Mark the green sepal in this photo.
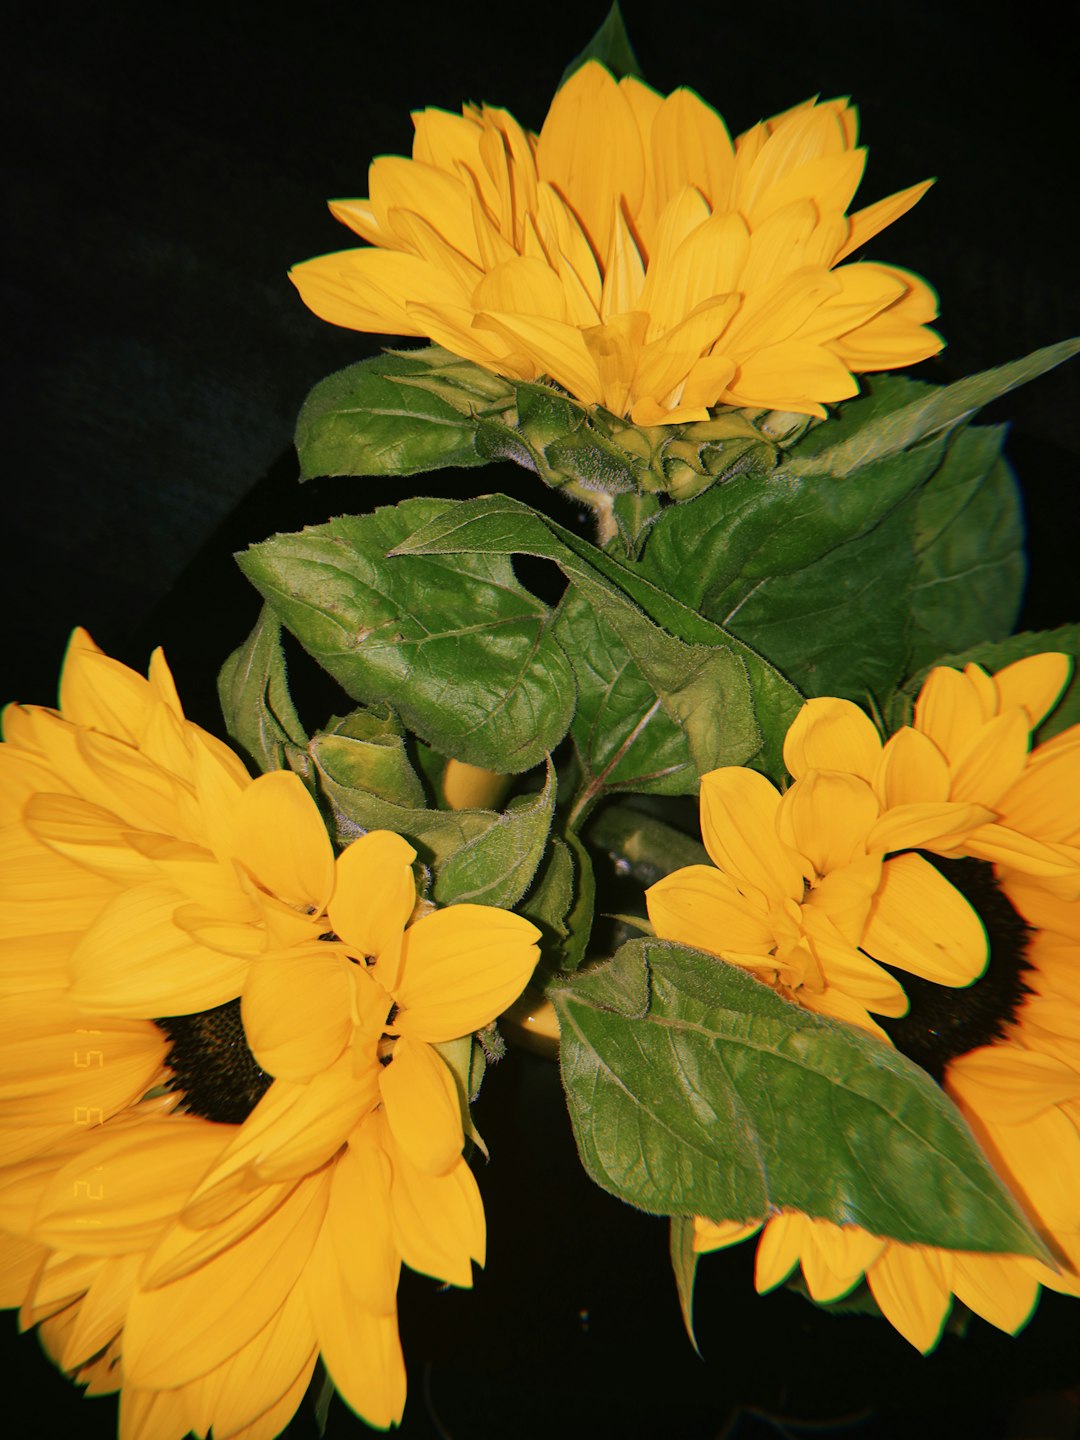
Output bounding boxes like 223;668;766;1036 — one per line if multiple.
669;1216;701;1356
559;3;643;87
217;605;310;777
550;939;1050;1259
521;826;596;974
238;497;574;773
309;705;426;810
432;1035;488;1157
433;759;556;908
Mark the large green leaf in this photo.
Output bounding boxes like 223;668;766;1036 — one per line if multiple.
641;376;945;622
551;940;1047;1257
217;605;309;776
553;589;695;797
392;493;801;782
294;348;511;480
721;489;918;700
239;498;574;773
907;426;1025;668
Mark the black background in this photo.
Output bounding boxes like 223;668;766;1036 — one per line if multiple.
2;2;1079;1436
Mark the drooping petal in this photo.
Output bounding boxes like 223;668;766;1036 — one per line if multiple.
384;1116;485;1286
241;946;352;1082
951;1251;1040;1335
302;1210;407;1431
866;1243;953;1352
379;1036;463;1176
646;864;775;959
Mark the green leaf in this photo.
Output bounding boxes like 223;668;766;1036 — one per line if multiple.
554;590;696;798
721;488;918;700
239;498;575;773
781;338;1080;480
551;940;1048;1258
559;3;643;88
217;605;309;775
521;827;596;973
392;492;802;781
907;426;1024;669
294;347;512;480
641;377;946;626
434;760;556;908
669;1216;701;1356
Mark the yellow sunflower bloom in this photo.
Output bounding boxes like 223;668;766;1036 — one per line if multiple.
645;761;992;1038
0;630;541;1433
290;60;941;424
660;653;1080;1350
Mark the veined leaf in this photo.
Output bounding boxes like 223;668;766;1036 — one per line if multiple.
551;940;1048;1259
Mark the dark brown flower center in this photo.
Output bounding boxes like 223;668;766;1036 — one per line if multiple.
154;1000;272;1124
877;856;1033;1083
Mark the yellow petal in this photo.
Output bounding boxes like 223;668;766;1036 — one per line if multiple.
782;697;882;781
649;86;735;217
536;60;644;261
181;1058;378;1229
800;1219;885;1302
874;726;951;808
302;1216;406;1431
61;1252;143;1370
754;1212;804;1292
949;708;1030;807
645;864;776;957
58;629;151;741
33;1115;228;1256
699;767;805;902
951;1251;1039;1334
231;770;335;912
379;1036;463;1176
386;1124;485;1285
777;770;879;876
835;179;935;262
867;799;994;854
391;904;540;1042
125;1173;330;1388
327;829;417;990
184;1288;317;1440
994;652;1071;729
68;880;250;1017
914;665;987;763
241;946;352;1081
692;1215;762;1253
947;1045;1080;1123
998;742;1080;845
861;852;987;984
326;1124;398;1314
23;792;160;885
866;1243;953;1351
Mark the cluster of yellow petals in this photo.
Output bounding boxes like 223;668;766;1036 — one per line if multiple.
0;630;540;1435
660;653;1080;1351
290;61;941;424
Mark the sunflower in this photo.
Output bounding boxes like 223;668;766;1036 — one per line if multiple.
290;60;941;424
0;630;541;1432
649;652;1080;1350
